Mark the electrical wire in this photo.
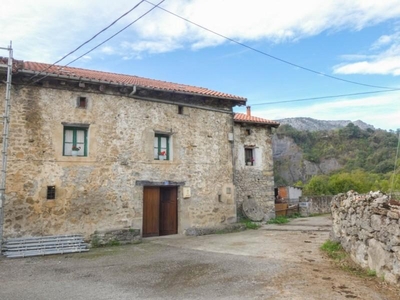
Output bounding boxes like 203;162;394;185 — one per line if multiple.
250;89;400;106
27;0;165;87
65;0;165;67
145;0;397;91
29;0;146;81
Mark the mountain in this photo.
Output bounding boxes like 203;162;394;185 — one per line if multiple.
275;117;375;132
272;120;398;187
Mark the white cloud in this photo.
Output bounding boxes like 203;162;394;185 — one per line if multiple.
334;32;400;76
127;0;400;54
121;38;183;58
371;34;395;50
2;0;400;62
100;46;115;55
251;92;400;130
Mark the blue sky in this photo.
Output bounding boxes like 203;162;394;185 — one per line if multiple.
1;0;400;130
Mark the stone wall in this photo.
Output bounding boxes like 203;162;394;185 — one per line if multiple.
299;196;333;216
233;123;275;220
0;83;237;239
331;191;400;286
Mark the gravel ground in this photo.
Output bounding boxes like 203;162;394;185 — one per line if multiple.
0;216;399;300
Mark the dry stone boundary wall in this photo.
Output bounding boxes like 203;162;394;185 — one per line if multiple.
299;195;332;216
331;191;400;286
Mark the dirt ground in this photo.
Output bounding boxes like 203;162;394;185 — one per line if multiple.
0;215;399;299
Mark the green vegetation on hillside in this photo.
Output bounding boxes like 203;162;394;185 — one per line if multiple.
275;123;400;195
302;170;400;196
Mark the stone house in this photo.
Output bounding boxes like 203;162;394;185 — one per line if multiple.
233;107;279;219
0;59;278;240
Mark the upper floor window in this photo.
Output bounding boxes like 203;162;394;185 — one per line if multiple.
245;148;254;166
63;126;88;156
154;134;169;160
77;96;87;109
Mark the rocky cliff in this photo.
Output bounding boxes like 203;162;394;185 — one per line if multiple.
272;135;342;185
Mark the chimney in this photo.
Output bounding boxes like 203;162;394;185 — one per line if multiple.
246;106;251;116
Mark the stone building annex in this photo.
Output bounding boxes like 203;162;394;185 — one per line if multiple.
0;58;279;241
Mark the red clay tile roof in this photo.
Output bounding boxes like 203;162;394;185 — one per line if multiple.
16;60;247;102
234;113;280;126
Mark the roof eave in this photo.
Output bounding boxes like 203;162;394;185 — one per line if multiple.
234;120;280;127
17;69;247;104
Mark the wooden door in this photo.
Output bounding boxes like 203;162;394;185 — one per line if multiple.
159;187;177;236
143;187;160;237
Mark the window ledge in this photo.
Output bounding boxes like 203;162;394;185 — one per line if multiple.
57;156;94;163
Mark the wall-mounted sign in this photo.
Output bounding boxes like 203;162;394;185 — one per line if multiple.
183;187;191;198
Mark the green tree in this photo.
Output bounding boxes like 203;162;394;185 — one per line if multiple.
304;175;329;195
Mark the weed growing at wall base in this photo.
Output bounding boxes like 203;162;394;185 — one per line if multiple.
240;219;261;230
320;240;346;260
321;240;378;279
267;216;290;224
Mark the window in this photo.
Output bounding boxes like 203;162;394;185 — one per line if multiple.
178;105;184;115
245;128;251;135
63;126;88;156
154;134;169;160
47;186;56;200
77;96;87;108
245;148;254;166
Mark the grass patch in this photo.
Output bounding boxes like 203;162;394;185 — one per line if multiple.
241;219;261;230
321;240;378;279
320;240;346;260
107;239;121;247
267;212;305;224
288;212;302;218
267;216;290;224
91;235;101;248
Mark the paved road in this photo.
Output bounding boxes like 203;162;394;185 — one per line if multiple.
0;216;398;299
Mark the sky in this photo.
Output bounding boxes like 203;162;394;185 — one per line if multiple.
1;0;400;131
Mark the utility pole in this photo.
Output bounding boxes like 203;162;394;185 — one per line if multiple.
0;42;13;253
390;129;400;200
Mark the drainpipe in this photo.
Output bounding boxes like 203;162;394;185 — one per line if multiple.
230;110;237;222
129;85;137;96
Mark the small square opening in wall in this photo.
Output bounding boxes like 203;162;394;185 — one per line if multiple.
47;186;56;200
77;96;87;108
178;105;184;115
245;129;251;135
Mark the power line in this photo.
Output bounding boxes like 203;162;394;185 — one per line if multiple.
65;0;165;66
28;0;146;81
27;0;165;87
145;0;397;91
250;89;400;106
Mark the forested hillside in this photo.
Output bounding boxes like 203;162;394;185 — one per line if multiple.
273;123;400;196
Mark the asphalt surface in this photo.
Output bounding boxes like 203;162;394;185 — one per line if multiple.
0;216;398;300
0;241;283;299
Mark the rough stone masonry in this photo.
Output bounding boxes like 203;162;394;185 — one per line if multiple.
331;190;400;286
